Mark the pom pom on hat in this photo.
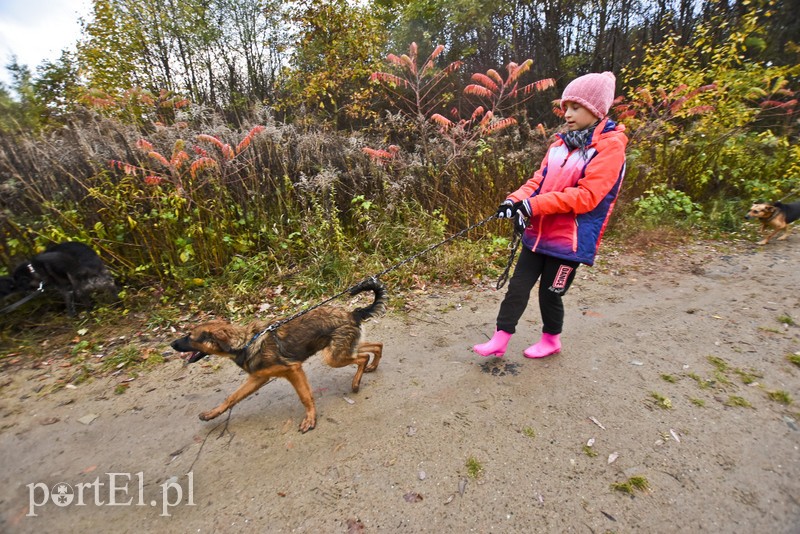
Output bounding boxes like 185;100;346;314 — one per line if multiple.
560;72;616;119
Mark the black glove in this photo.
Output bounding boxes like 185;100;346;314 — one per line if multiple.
496;199;522;219
513;199;533;234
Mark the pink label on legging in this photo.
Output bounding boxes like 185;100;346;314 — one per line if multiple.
551;265;574;290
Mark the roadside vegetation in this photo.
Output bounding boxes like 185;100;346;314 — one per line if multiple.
0;1;797;334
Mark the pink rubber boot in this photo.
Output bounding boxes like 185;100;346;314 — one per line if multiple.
473;329;512;357
523;333;561;359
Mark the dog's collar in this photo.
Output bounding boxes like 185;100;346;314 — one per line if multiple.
24;263;45;292
235;325;277;370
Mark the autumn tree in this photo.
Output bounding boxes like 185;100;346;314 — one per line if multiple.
77;0;144;94
619;1;800;202
278;0;388;126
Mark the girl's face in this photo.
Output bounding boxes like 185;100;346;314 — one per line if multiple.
563;102;598;131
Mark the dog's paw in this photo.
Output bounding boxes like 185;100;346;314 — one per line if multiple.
199;411;218;421
757;240;768;245
299;417;316;433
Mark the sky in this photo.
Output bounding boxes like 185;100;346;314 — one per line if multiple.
0;0;91;86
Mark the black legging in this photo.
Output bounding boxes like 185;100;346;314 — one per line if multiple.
496;247;580;335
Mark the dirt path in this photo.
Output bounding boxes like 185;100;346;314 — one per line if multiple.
1;238;798;533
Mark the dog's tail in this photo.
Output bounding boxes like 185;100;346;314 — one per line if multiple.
350;278;387;323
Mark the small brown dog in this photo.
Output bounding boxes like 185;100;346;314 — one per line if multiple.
171;279;386;432
746;201;800;245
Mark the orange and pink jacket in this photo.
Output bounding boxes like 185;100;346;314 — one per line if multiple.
508;118;627;266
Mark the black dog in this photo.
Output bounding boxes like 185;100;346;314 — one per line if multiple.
1;242;117;315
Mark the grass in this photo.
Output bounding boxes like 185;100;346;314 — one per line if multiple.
734;368;762;385
689;397;706;407
100;344;165;373
714;370;732;386
707;356;728;372
725;395;752;408
650;392;673;409
522;426;536;439
610;476;650;495
71;340;94;357
465;456;483;479
759;326;781;334
660;374;677;383
788;354;800;368
100;345;143;372
583;444;598;458
146;307;183;329
777;314;795;326
687;372;713;389
766;390;792;405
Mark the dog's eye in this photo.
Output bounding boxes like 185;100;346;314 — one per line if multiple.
196;332;213;343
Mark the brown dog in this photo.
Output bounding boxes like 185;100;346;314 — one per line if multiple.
171;279;386;432
746;201;800;245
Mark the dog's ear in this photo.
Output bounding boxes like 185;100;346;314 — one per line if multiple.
216;337;233;353
199;325;235;353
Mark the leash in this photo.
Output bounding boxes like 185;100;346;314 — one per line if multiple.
0;283;45;315
776;186;800;203
496;230;522;290
242;213;509;350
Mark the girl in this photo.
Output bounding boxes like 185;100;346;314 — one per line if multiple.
474;71;627;359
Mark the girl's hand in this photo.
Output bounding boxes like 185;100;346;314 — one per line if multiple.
513;199;533;233
497;199;522;218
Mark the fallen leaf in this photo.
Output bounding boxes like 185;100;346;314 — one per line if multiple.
78;414;99;425
346;518;364;533
587;438;595;447
458;478;467;496
343;396;355;405
83;465;97;474
403;492;423;503
589;416;606;430
670;428;681;443
444;494;455;505
40;417;59;425
602;510;617;521
608;452;619;464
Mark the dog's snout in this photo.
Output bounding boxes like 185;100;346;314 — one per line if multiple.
171;337;188;351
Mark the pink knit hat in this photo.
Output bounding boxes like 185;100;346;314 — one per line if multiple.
560;72;617;119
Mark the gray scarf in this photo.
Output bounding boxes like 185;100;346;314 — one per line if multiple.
561;120;600;157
